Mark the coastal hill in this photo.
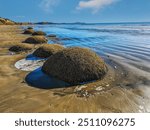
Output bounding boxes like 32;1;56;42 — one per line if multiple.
0;17;51;25
0;17;33;25
0;17;16;25
0;17;87;25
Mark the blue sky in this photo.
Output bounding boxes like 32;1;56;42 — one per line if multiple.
0;0;150;23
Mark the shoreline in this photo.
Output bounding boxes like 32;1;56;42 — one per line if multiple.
0;25;149;112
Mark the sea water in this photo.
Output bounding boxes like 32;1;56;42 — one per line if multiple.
34;22;150;78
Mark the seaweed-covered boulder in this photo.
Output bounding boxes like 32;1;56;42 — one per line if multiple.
47;34;60;41
47;34;57;37
42;47;107;85
32;31;46;36
61;38;72;40
27;27;33;29
33;44;64;58
24;36;48;44
9;44;32;52
23;29;34;34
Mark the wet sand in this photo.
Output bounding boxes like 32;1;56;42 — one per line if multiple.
0;25;149;112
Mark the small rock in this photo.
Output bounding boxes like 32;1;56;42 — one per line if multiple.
95;86;103;91
74;85;87;92
106;84;110;87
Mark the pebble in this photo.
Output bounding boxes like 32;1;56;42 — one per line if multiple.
139;105;144;110
114;66;117;69
106;84;110;87
95;86;103;91
74;85;87;92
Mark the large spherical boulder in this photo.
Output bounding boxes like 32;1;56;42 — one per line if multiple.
32;31;46;36
47;34;57;37
23;29;34;34
33;44;64;58
42;47;107;85
24;36;48;44
9;44;32;52
27;27;33;29
47;34;60;41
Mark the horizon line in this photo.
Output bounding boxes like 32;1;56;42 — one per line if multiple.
34;21;150;24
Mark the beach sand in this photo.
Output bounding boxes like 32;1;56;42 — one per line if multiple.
0;25;149;112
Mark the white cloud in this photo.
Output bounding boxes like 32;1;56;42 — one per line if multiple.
39;0;60;13
77;0;117;13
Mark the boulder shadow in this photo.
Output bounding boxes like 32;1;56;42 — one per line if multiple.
25;67;70;89
26;54;47;61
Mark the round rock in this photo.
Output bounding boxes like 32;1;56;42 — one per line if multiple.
33;44;64;58
9;44;32;52
32;31;46;36
23;29;34;34
42;47;107;85
24;36;48;44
